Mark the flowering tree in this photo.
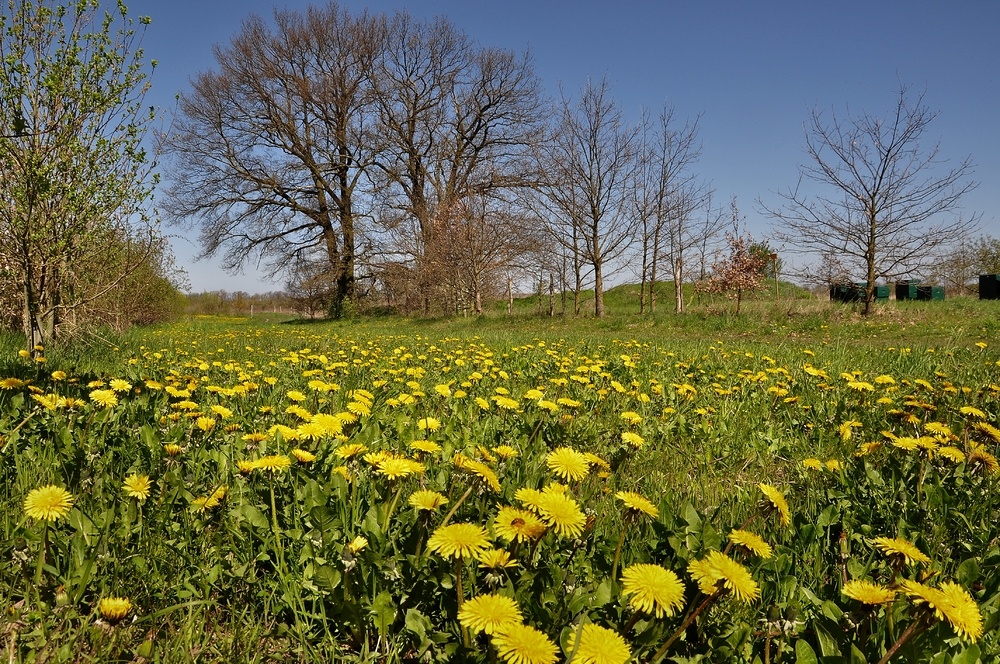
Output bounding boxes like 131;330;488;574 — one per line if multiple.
698;200;769;313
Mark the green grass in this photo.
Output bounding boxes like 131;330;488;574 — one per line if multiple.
1;297;999;662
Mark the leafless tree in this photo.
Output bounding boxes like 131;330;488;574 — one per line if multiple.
763;86;980;314
930;234;1000;296
285;256;337;318
164;4;384;318
632;106;718;314
532;77;640;318
369;13;544;313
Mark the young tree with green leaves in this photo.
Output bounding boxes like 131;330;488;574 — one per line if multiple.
0;0;160;350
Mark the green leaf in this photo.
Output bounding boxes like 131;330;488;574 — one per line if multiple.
313;564;342;593
794;639;818;664
593;578;612;607
951;644;981;664
820;600;843;621
404;608;433;655
814;619;841;657
849;643;868;664
956;558;980;586
683;502;702;531
371;590;396;637
234;504;269;529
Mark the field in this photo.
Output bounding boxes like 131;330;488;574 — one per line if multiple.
2;296;999;663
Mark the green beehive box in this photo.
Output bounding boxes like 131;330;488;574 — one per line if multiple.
916;285;945;301
895;280;920;301
874;285;890;301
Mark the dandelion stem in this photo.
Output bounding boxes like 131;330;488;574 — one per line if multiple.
653;589;722;663
269;479;285;570
456;557;470;647
382;483;403;532
440;486;474;527
610;529;627;588
35;520;49;591
620;610;642;636
877;615;928;664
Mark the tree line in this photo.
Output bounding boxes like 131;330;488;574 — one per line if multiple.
2;0;989;350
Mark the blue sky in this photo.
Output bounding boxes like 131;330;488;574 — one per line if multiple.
130;0;1000;293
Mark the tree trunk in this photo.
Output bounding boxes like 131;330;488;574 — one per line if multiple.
594;260;605;318
673;256;684;314
548;273;554;317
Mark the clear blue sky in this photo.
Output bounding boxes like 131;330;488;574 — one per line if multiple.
130;0;1000;293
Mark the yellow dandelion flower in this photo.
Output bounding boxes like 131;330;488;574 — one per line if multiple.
534;492;587;539
825;459;842;472
514;487;546;513
427;523;490;559
902;580;983;642
493;395;520;410
959;406;986;419
458;594;522;636
409;489;448;511
410;439;442;455
163;444;182;457
938;446;966;463
728;529;772;558
687;550;760;603
89;389;118;408
196;416;216;432
256;455;292;473
842;579;896;605
347;401;371;417
621;563;685;618
545;447;590;482
286;390;306;402
492;623;559;664
377;457;425;480
335;443;368;459
584;452;610;472
968;444;999;475
24;485;74;521
237;459;258;475
122;474;152;502
615;491;658;518
291;449;316;463
620;411;643;425
493;444;519;460
572;623;631;664
872;536;931;566
347;536;368;554
758;483;791;526
463;459;502;492
416;416;440;431
477;548;518;569
803;458;823;471
494;506;547;543
620;431;645;449
98;597;132;623
109;378;132;393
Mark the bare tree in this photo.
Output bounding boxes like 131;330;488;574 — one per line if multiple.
532;77;640;318
764;86;980;314
164;4;384;318
632;106;718;314
369;13;544;313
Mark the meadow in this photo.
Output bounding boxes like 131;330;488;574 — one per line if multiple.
1;295;999;663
